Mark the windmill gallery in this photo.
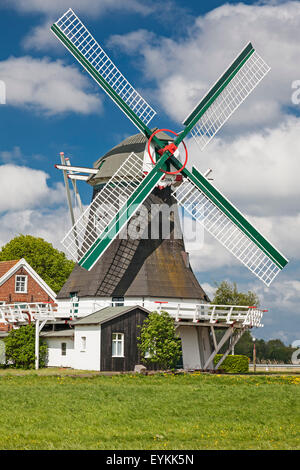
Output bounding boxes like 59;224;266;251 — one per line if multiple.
0;8;288;372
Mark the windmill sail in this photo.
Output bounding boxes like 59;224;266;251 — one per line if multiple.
51;9;156;134
62;151;170;271
173;166;288;286
182;43;270;150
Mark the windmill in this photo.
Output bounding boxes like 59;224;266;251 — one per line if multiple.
51;8;288;287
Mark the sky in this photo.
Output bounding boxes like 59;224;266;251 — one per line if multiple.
0;0;299;344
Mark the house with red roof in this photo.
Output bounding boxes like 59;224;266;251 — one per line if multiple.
0;258;56;331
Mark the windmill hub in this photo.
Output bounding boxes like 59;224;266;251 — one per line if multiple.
147;128;188;176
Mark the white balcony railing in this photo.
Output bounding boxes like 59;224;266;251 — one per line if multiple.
0;302;57;324
0;299;264;328
57;299;264;328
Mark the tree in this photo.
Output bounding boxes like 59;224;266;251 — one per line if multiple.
4;324;47;369
137;311;182;370
212;281;260;356
0;234;75;293
211;282;294;363
212;280;260;307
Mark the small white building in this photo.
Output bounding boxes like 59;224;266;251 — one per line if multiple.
42;305;152;371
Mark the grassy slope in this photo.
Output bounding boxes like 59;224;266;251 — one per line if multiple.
0;372;299;450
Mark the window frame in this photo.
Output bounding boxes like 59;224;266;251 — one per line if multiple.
15;275;28;294
61;342;67;356
112;332;124;358
112;297;124;307
80;336;87;352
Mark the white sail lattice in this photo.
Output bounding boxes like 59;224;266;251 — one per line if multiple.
173;179;281;286
189;52;270;150
54;8;156;127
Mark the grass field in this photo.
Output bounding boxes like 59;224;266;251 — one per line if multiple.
0;369;299;450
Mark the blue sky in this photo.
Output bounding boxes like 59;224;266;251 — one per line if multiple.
0;0;299;345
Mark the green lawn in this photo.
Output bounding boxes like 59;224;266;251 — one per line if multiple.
0;370;299;450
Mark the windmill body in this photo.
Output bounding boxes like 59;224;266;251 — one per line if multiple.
57;132;215;369
51;9;287;370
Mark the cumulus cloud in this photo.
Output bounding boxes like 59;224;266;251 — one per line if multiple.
108;2;300;132
188;116;300;217
1;0;153;17
2;0;155;53
0;56;102;115
0;207;71;251
22;19;59;52
0;164;65;212
0;147;24;164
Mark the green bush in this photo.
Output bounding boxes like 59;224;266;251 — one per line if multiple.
138;310;182;370
214;354;249;373
4;324;48;369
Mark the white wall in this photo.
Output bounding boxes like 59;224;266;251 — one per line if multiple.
177;326;202;370
45;337;74;368
73;325;101;371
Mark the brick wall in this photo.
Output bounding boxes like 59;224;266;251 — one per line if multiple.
0;266;54;304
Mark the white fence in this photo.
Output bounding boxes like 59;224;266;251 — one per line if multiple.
57;299;264;328
0;300;264;328
0;302;57;324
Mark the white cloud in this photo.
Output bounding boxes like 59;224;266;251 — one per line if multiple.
0;147;24;164
0;164;65;212
186;234;238;273
188;116;300;216
22;19;59;52
108;2;300;132
0;160;84;256
7;1;155;53
0;207;71;252
2;0;153;17
200;282;217;300
0;56;102;115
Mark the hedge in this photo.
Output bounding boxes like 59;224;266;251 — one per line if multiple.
213;354;249;373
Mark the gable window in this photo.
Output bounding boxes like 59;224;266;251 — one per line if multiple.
112;333;124;357
61;343;67;356
15;275;28;293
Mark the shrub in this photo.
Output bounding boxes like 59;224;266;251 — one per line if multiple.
214;354;249;373
137;310;182;370
4;324;48;369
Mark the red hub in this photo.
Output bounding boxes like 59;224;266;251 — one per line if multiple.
147;128;188;175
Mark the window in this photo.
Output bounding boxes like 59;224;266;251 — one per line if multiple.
70;292;79;315
61;343;67;356
81;336;86;352
15;275;27;293
112;297;124;307
112;333;124;357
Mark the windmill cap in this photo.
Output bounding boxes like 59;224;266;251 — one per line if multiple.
89;130;174;186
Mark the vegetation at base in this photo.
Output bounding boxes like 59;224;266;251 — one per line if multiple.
233;330;296;363
212;281;296;363
137;310;182;369
213;354;249;373
0;372;299;450
4;324;47;369
0;234;74;293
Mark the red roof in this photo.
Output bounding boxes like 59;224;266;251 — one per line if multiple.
0;260;20;279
